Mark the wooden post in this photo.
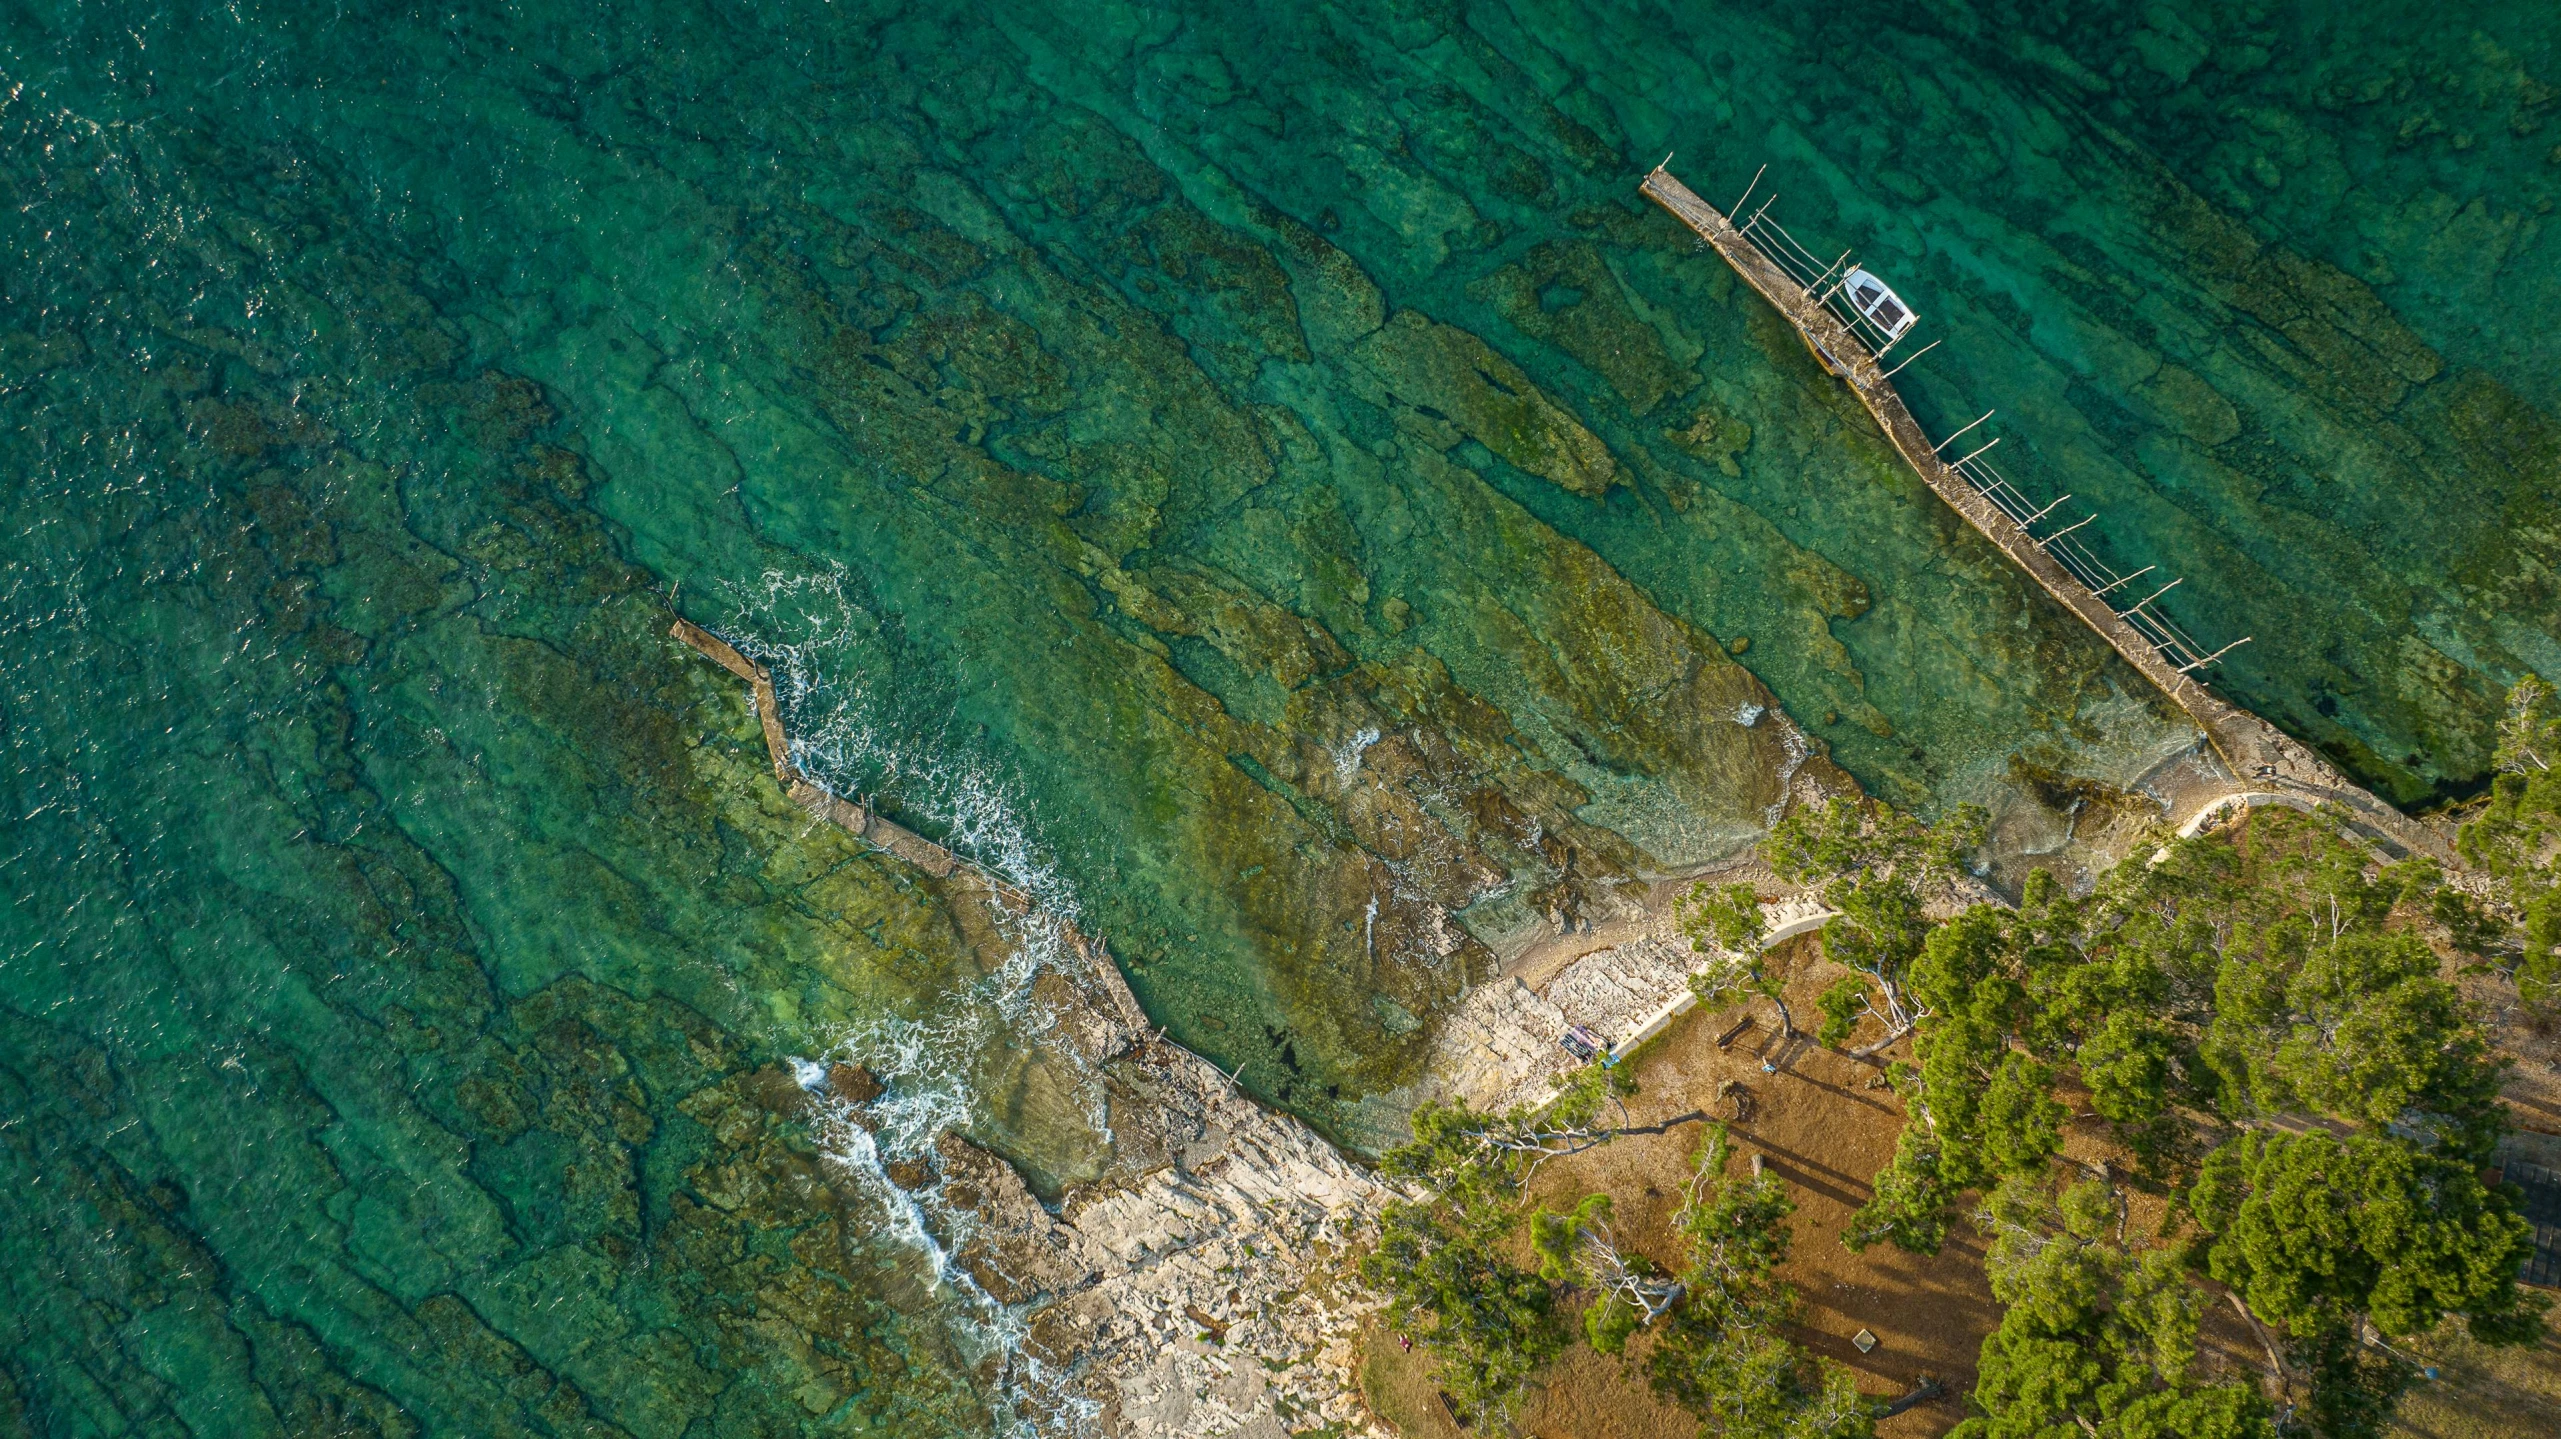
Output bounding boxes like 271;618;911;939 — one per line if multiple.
2117;578;2183;617
1932;409;1996;453
1949;436;2002;469
1729;161;1764;214
2033;514;2097;547
1878;338;1940;380
1633;166;2451;863
2177;637;2253;673
2088;564;2155;598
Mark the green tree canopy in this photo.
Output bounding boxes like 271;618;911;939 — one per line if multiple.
1954;1176;2273;1439
2192;1130;2541;1348
1683;879;1800;1038
1361;1064;1641;1425
1649;1125;1875;1439
1364;1191;1562;1426
2458;677;2561;1004
1858;811;2517;1252
1827;805;2541;1435
1531;1192;1683;1355
1365;1096;1564;1426
1765;797;1985;1054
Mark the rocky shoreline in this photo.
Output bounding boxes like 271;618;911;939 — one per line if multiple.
952;863;1955;1437
937;1030;1393;1438
673;612;2448;1438
931;766;2431;1437
796;897;1399;1438
674;616;1399;1435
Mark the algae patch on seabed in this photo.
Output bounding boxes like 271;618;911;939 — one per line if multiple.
0;327;1075;1432
608;106;1845;1138
5;3;2557;1434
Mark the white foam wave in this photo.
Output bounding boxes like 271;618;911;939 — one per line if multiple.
724;567;1083;921
712;566;1110;1435
791;1058;956;1288
787;968;1093;1435
1331;725;1380;785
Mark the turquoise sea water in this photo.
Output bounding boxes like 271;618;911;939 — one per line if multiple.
3;2;2555;1433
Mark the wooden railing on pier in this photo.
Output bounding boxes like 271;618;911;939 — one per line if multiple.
1638;167;2449;863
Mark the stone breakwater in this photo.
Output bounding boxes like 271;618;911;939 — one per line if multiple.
668;609;2196;1434
674;618;1392;1437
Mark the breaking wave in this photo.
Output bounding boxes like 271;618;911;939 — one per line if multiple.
716;566;1110;1435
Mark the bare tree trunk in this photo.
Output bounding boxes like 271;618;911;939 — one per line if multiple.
2226;1290;2289;1403
1846;1022;1915;1062
1879;1377;1943;1418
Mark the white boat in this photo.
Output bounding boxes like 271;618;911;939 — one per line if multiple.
1840;266;1917;341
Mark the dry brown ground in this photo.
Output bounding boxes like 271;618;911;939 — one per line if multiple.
2412;980;2561;1438
1360;921;2561;1438
1361;940;1995;1438
2388;1323;2561;1438
2474;972;2561;1137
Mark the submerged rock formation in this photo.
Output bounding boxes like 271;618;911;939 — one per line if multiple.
676;618;1395;1434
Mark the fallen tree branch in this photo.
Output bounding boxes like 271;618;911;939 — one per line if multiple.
2226;1290;2290;1404
1880;1376;1944;1418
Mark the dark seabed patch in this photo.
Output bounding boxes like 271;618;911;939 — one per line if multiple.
0;1;2553;1433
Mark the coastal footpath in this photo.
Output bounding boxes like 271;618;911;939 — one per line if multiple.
670;596;2470;1435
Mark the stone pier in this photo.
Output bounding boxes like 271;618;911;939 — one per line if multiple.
1639;167;2451;865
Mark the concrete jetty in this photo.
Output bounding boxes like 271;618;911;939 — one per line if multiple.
1639;166;2450;863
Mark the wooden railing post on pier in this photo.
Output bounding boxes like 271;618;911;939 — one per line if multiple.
1637;166;2449;863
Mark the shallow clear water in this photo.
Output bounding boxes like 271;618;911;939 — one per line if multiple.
2;2;2554;1433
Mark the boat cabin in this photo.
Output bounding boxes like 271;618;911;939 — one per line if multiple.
1840;267;1917;341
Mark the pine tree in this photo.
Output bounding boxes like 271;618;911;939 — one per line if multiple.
1363;1100;1562;1427
1530;1193;1683;1354
1682;879;1799;1038
1649;1125;1875;1439
1764;797;1985;1057
1954;1176;2272;1439
2458;677;2561;1005
2191;1130;2543;1349
1359;1064;1641;1426
1821;805;2544;1434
